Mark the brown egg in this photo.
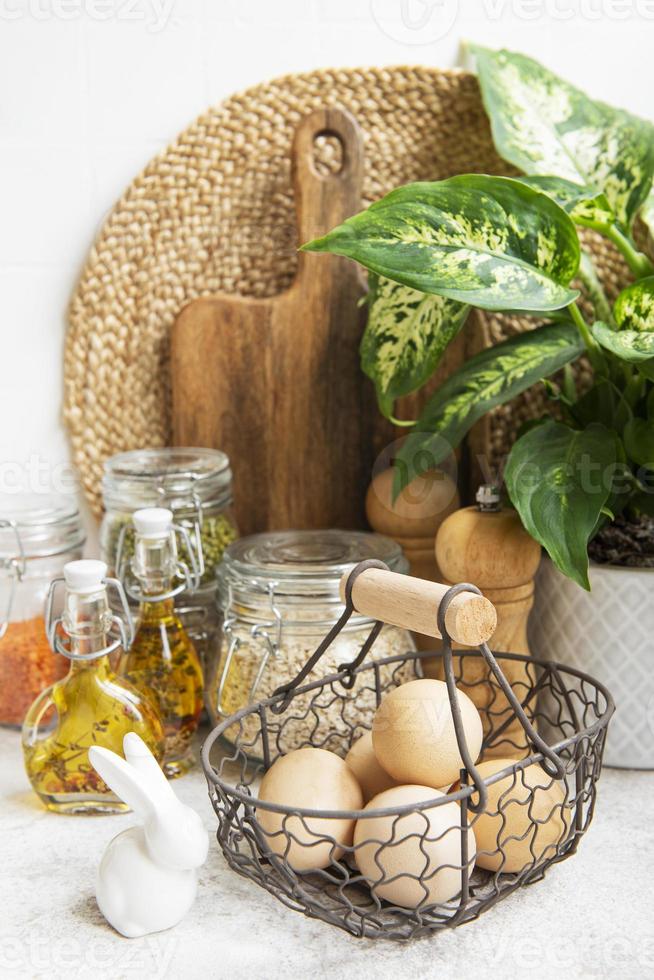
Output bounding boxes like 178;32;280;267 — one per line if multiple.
345;732;398;803
372;679;483;789
471;758;570;873
256;747;363;871
354;785;475;909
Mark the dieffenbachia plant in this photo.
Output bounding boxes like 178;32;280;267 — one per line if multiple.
303;46;654;590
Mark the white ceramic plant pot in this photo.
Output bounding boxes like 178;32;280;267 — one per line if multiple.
529;558;654;770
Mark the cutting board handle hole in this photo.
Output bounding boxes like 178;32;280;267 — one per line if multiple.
310;130;345;178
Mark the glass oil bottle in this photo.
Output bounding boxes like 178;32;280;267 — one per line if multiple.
22;560;165;813
117;508;204;777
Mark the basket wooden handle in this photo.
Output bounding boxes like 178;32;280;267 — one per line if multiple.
339;567;497;647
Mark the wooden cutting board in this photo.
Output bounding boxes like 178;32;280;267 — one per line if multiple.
171;108;374;536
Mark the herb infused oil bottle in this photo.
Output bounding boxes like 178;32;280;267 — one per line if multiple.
22;560;165;813
118;509;203;777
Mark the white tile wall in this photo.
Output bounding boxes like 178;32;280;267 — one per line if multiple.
0;17;85;146
0;146;94;268
0;266;75;504
0;0;652;548
83;11;207;144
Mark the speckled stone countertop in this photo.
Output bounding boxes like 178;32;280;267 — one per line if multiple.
1;727;651;980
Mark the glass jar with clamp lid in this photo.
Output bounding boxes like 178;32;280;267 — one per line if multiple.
117;508;204;777
207;529;417;755
0;495;85;727
21;559;165;813
100;448;238;679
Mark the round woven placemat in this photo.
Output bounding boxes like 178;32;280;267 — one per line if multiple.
65;66;631;517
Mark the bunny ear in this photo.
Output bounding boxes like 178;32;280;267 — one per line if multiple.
122;733;175;804
89;745;156;818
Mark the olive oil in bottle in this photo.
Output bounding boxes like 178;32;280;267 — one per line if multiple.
22;560;165;813
118;508;203;778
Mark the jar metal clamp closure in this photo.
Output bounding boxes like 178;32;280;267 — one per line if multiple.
214;579;283;718
0;520;26;641
152;473;214;581
45;575;135;661
115;519;205;604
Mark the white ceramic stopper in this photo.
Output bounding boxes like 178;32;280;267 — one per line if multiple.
133;508;173;539
64;559;107;594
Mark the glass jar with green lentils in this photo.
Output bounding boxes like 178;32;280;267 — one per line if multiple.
100;448;238;676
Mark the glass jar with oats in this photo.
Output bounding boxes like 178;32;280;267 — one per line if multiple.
207;529;416;756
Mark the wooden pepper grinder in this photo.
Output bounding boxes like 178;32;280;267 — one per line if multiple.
434;485;542;758
365;468;460;580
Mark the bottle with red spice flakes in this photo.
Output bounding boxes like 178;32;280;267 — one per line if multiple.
22;559;164;813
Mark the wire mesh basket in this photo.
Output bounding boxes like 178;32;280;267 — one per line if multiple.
201;562;614;940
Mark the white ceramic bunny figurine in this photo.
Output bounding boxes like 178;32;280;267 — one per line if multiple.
89;732;209;938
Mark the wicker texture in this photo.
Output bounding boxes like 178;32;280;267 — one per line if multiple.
65;67;631;516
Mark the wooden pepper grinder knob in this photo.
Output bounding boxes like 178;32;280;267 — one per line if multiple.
365;467;460;651
434;484;542;758
365;468;460;582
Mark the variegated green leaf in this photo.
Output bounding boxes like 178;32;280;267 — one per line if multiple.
393;322;584;491
362;274;469;418
518;176;615;231
613;276;654;331
593;320;654;360
303;175;580;313
592;320;654;381
505;420;619;590
471;45;654;230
